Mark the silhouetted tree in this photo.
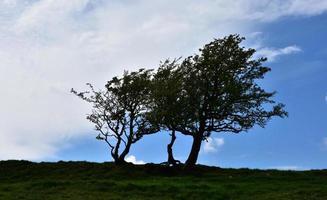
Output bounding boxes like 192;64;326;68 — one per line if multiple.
172;35;288;168
72;69;159;165
72;34;287;168
149;59;185;166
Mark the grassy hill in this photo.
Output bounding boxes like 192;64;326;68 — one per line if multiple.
0;161;326;200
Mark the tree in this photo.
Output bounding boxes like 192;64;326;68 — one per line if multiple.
71;69;159;165
149;59;185;166
172;35;288;168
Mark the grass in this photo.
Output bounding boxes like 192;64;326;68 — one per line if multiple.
0;160;327;199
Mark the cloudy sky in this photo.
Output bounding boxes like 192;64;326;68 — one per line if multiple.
0;0;327;170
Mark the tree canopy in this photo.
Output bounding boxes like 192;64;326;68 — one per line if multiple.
72;34;287;168
174;35;287;167
72;68;159;165
149;59;186;166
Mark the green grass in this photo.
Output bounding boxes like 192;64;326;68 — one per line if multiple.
0;161;327;199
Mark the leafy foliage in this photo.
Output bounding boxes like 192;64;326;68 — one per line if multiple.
72;34;287;167
177;35;287;136
150;59;185;130
151;35;288;167
72;69;159;164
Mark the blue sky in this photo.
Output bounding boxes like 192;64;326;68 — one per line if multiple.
0;0;327;170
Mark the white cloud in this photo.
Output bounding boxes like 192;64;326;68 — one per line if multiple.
269;166;302;171
245;33;302;62
203;137;224;153
181;0;327;22
126;155;145;165
256;45;302;62
0;0;244;161
0;0;326;160
14;0;88;34
325;94;327;103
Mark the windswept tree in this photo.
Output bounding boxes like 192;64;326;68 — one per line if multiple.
172;35;288;168
149;59;185;166
72;69;159;165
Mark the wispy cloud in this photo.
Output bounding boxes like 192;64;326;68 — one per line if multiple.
0;0;244;160
203;137;224;153
126;155;145;165
256;45;302;62
0;0;326;160
269;165;303;171
325;94;327;103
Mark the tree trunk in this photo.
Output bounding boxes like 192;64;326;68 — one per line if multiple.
112;150;127;165
167;130;179;166
114;157;127;165
119;141;131;163
119;117;134;164
185;134;203;169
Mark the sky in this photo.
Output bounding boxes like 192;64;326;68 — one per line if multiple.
0;0;327;170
